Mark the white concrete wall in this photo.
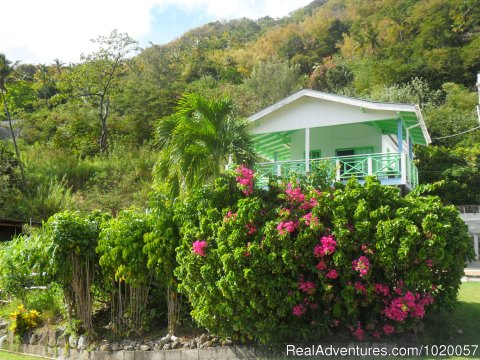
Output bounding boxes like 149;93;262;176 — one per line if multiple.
289;123;383;160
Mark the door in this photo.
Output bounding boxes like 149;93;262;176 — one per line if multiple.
336;149;355;178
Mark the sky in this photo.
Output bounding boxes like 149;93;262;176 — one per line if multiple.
1;0;313;65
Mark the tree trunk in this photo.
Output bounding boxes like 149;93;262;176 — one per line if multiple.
99;96;109;154
1;89;26;186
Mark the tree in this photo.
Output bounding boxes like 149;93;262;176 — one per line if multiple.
0;53;25;184
155;93;257;196
43;211;109;336
68;30;139;153
240;56;303;114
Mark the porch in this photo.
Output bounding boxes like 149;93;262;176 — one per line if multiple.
254;152;418;190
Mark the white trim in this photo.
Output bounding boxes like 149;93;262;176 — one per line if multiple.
249;89;422;121
414;105;431;144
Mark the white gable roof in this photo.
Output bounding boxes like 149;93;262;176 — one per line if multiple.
248;89;431;144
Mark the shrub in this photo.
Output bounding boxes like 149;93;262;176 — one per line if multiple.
175;170;474;343
97;209;153;335
9;305;40;337
26;285;65;324
0;232;47;301
43;210;109;336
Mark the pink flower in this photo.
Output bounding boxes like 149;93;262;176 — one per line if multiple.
425;259;433;267
326;269;338;279
374;284;390;297
302;212;318;226
354;281;367;295
235;165;254;195
277;220;298;235
315;261;327;271
298;280;316;295
285;183;305;203
314;235;337;257
192;240;207;257
300;198;318;210
372;331;381;339
353;323;365;340
292;304;307;317
383;324;395;335
224;211;237;223
352;256;370;277
245;222;257;235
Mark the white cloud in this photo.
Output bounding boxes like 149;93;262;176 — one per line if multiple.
1;0;312;64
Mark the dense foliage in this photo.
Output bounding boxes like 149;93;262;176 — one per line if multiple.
0;0;479;221
42;210;109;335
175;170;474;343
97;209;154;335
0;0;478;346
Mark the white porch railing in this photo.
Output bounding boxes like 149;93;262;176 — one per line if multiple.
252;152;418;189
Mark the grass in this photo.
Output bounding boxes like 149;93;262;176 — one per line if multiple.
0;350;50;360
397;282;480;360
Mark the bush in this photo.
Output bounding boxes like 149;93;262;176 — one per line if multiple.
0;232;47;301
175;169;474;343
25;285;65;324
43;210;109;335
9;305;40;337
97;209;153;335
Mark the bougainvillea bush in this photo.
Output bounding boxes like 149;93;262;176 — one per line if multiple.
175;167;474;343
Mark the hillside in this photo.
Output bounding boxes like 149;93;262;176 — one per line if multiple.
0;0;479;221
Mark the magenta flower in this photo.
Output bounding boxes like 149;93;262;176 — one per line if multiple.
292;304;307;317
374;283;390;297
353;323;365;340
245;222;257;235
352;256;370;277
285;183;305;203
298;280;316;295
192;240;207;257
302;212;318;226
277;220;298;235
315;261;327;271
300;197;318;210
224;211;237;223
383;324;395;335
314;235;337;257
384;297;409;321
354;281;367;295
326;269;338;279
235;165;254;195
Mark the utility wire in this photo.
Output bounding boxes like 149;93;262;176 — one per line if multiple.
431;125;480;140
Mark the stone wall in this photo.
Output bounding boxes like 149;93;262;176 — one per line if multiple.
0;328;270;360
2;343;267;360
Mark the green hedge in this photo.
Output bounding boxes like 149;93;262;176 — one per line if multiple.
175;169;474;343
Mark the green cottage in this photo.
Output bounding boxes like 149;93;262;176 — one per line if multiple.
248;89;431;191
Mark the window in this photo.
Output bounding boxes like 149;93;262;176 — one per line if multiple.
303;150;322;159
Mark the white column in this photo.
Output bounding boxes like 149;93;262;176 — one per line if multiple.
400;152;407;185
305;128;310;173
335;159;341;181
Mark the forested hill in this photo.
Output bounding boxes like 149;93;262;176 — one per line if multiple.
1;0;479;221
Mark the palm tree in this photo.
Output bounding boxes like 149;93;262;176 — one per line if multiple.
0;53;25;185
155;93;257;195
